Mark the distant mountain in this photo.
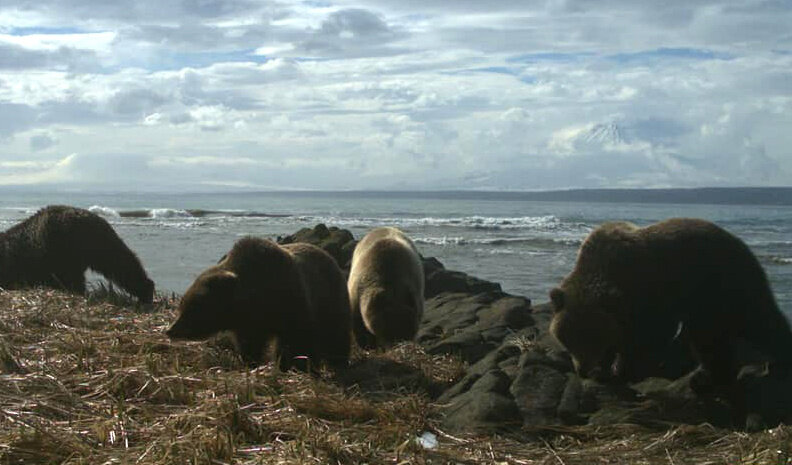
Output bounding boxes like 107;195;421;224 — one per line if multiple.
246;187;792;206
579;122;627;146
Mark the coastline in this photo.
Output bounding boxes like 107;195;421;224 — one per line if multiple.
0;224;791;462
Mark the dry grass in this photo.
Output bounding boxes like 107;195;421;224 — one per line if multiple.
0;287;790;464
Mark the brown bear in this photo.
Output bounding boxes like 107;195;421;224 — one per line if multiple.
0;205;154;303
166;236;351;370
348;227;425;349
549;218;792;392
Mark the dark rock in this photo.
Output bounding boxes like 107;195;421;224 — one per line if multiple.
587;404;641;425
275;225;792;432
439;344;521;403
510;364;568;426
582;371;737;427
422;256;445;277
441;370;522;431
632;374;698;401
424;266;502;299
498;355;520;379
518;346;574;373
278;224;356;269
419;291;533;364
557;374;585;424
582;379;642;410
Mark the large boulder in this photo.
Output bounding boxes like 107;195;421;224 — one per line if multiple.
277;225;792;432
418;291;533;364
422;257;502;298
277;224;357;270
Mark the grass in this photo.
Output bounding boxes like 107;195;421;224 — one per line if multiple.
0;287;790;464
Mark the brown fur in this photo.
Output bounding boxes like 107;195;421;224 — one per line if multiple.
0;205;154;303
348;227;424;349
166;236;351;370
549;218;792;390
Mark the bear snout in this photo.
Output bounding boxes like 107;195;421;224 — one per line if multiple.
549;288;565;311
139;278;155;304
165;320;187;339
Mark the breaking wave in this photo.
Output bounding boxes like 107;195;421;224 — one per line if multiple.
413;236;582;247
296;215;587;232
86;206;290;219
88;205;121;217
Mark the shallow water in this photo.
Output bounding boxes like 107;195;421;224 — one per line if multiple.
1;191;790;316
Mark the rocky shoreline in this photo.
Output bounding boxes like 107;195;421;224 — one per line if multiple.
280;224;792;432
3;223;792;463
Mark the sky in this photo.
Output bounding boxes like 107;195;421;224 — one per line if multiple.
0;1;790;191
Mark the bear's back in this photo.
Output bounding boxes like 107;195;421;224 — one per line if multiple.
224;236;296;283
282;242;348;308
0;206;105;283
350;227;423;289
638;218;766;286
282;242;351;366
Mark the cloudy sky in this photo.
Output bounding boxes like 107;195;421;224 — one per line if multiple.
0;1;790;191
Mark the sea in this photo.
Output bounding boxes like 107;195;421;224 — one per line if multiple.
1;190;791;317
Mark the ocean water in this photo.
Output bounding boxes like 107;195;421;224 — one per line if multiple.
1;191;791;316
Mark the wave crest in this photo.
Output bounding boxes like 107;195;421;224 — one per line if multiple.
88;205;121;217
297;215;579;231
413;236;583;247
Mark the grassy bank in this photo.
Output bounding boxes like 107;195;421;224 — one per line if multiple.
0;287;789;464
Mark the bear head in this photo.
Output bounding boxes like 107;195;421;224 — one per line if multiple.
549;286;625;382
166;269;238;341
136;278;156;304
362;288;420;347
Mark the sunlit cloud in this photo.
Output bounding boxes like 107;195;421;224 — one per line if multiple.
0;0;789;190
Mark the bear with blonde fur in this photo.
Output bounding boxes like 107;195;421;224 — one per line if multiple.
348;227;425;349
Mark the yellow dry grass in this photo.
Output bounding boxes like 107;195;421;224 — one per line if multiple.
0;287;790;464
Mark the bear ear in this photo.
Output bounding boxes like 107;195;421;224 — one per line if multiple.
549;288;565;311
207;270;238;290
217;269;237;280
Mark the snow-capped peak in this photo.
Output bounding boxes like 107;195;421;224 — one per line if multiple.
581;122;627;146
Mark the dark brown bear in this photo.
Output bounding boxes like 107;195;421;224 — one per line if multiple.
347;227;424;349
166;236;351;370
0;205;154;303
549;218;792;392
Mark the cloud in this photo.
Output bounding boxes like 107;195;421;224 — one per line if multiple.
0;0;266;24
0;153;75;185
294;8;407;58
0;1;789;190
0;103;38;138
108;88;168;116
0;42;98;70
29;133;57;151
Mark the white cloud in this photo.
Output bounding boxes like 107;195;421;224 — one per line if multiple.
29;133;58;151
0;153;75;185
0;1;789;190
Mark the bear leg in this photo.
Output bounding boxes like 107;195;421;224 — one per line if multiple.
320;326;351;369
51;269;87;295
352;308;377;350
690;335;739;391
234;332;267;367
85;227;154;303
274;331;316;372
689;330;751;425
